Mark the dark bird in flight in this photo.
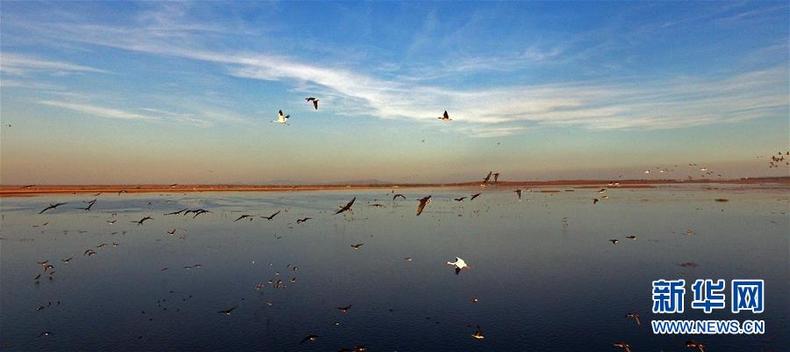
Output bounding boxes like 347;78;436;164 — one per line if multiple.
471;325;485;340
416;195;431;216
514;189;522;200
613;341;632;352
305;97;319;110
39;202;67;214
296;217;312;224
686;340;706;352
218;305;238;316
626;312;641;326
625;235;637;240
593;198;599;204
337;305;352;313
350;243;364;250
261;210;281;220
393;194;406;201
470;193;482;200
454;196;467;202
164;208;188;216
84;249;96;256
61;257;73;264
234;214;254;222
609;239;619;245
167;229;177;235
80;199;97;211
38;331;53;338
493;172;500;183
335;197;356;215
300;334;319;344
483;171;493;183
190;209;210;218
438;110;452;121
132;216;153;225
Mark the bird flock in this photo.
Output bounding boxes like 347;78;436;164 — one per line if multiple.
12;151;788;350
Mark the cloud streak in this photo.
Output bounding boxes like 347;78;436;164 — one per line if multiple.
1;54;108;75
7;6;789;137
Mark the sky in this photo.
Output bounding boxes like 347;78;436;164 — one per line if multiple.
0;1;788;184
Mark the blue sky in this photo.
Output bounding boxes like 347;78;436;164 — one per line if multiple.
1;1;788;184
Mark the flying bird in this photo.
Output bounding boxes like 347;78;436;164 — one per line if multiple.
296;217;312;224
337;305;352;313
335;197;356;215
625;235;637;240
275;110;289;124
454;196;467;202
626;312;641;326
593;198;599;204
416;195;431;216
132;216;153;225
493;172;500;183
471;325;485;340
393;194;406;201
609;239;619;245
470;193;481;200
350;243;364;250
234;214;253;222
164;208;188;216
613;341;632;352
514;189;522;200
261;210;281;220
218;305;238;316
80;199;97;211
39;202;67;214
483;171;493;183
447;257;468;275
438;110;452;121
305;97;319;110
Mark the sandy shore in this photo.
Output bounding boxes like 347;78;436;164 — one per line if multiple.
1;177;788;197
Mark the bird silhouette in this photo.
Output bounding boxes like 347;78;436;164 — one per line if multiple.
261;210;281;220
416;196;431;216
335;197;356;215
305;97;319;110
39;203;67;214
79;199;97;211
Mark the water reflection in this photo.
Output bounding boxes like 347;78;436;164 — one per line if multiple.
1;185;787;351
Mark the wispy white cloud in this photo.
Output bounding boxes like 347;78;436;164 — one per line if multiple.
8;6;789;137
1;53;108;75
39;100;160;121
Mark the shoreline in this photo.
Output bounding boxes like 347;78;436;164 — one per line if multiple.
1;177;788;197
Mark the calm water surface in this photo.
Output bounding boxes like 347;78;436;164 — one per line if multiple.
1;185;788;351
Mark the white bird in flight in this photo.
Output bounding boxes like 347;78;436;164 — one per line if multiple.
275;110;290;125
447;257;468;275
